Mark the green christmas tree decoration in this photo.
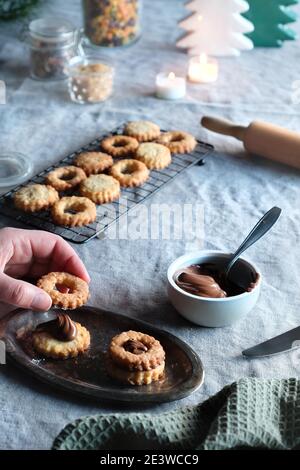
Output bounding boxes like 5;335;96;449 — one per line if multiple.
244;0;298;47
0;0;40;20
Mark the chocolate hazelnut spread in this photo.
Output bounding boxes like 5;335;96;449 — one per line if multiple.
175;265;227;298
175;264;259;298
123;339;148;355
37;313;77;342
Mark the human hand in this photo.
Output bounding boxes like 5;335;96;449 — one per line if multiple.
0;227;90;316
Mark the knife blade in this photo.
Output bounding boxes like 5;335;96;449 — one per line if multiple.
242;326;300;358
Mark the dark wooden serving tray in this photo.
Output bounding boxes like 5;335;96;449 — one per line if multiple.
1;307;204;403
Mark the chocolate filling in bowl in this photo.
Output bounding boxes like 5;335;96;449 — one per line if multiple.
175;260;260;299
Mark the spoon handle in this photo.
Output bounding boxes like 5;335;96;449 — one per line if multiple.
225;207;282;276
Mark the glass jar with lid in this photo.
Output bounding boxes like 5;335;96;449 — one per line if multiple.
82;0;142;47
29;17;83;80
66;55;114;104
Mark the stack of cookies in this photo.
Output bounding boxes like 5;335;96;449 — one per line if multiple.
13;120;197;228
108;330;166;386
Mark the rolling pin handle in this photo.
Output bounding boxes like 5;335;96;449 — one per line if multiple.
201;116;247;142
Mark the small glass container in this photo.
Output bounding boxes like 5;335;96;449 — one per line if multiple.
29;17;83;81
66;55;114;104
82;0;142;47
0;152;33;188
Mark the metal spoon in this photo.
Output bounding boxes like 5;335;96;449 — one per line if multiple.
223;206;282;281
175;207;282;295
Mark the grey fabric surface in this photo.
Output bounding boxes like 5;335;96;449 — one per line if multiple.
0;0;300;450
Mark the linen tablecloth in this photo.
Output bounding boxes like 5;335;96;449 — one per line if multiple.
0;0;300;450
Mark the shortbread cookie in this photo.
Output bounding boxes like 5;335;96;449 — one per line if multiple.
37;272;89;309
51;196;96;227
124;120;160;142
101;135;139;158
80;174;120;204
74;152;113;176
156;131;197;154
109;159;149;188
107;357;165;386
32;314;90;359
14;184;59;213
109;331;165;371
135;143;171;170
45;166;86;191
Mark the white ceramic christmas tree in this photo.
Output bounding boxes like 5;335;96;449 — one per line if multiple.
177;0;254;57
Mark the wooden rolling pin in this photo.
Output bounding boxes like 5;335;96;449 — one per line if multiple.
201;116;300;170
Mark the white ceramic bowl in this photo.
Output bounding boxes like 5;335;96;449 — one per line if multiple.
167;250;261;327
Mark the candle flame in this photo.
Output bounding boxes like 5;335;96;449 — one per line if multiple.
199;53;207;64
197;15;203;22
168;72;176;80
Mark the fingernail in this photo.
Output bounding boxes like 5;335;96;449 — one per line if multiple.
31;293;52;312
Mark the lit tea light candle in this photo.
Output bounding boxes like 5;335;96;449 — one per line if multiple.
188;54;218;84
155;72;186;100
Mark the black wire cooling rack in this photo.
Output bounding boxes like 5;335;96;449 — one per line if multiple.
0;125;214;244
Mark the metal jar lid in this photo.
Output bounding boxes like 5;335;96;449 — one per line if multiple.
29;17;77;46
0;152;33;188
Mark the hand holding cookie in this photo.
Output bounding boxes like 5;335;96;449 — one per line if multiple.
0;227;90;316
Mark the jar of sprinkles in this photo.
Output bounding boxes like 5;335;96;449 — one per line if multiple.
82;0;141;47
29;17;83;80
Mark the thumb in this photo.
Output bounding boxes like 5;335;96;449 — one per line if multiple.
0;273;52;311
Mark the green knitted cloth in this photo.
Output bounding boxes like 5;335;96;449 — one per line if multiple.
53;378;300;450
